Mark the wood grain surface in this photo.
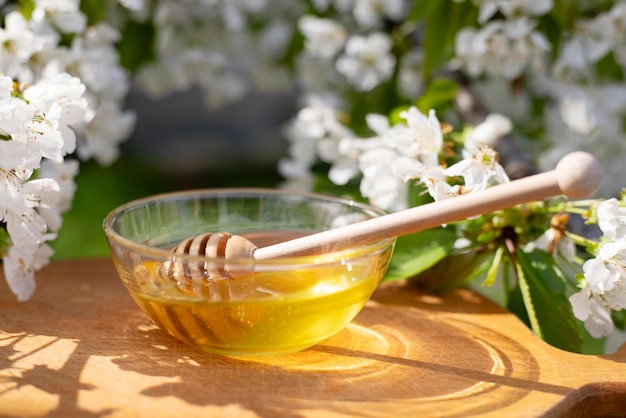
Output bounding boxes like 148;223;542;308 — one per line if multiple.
1;258;625;417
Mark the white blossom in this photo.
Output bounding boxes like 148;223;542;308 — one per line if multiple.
591;243;626;296
397;49;424;100
391;156;429;183
336;32;396;91
0;170;57;303
558;95;596;136
298;16;347;59
294;55;346;99
445;145;510;192
553;3;626;75
350;107;448;204
475;0;553;24
353;0;406;29
220;0;267;32
419;166;461;202
0;11;44;80
553;38;590;78
3;241;54;301
570;287;615;338
79;101;136;165
0;168;58;250
359;147;407;211
259;20;293;60
310;0;353;13
465;113;513;150
352;107;447;208
31;0;87;35
388;107;443;166
472;77;533;124
55;30;127;96
326;113;387;186
525;226;576;261
454;17;550;80
597;198;626;241
609;3;626;67
575;12;615;64
279;101;353;183
0;73;87;173
23;72;87;155
118;0;150;19
38;159;79;215
392;160;460;202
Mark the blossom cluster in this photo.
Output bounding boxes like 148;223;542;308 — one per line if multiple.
132;0;301;109
0;73;84;300
281;102;511;213
570;199;626;338
0;0;135;300
278;0;626;197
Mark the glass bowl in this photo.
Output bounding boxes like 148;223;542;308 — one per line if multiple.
103;188;396;356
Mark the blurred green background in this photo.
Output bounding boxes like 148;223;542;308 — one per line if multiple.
50;88;293;259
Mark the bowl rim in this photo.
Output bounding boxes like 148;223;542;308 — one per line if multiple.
102;187;395;264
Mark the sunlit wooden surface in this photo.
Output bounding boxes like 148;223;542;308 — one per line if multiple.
1;259;625;417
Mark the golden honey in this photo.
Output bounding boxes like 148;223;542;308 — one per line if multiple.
118;238;393;356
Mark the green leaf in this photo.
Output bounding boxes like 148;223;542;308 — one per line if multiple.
80;0;109;26
420;0;478;79
410;248;493;294
406;181;434;208
515;248;583;353
18;0;35;19
389;104;411;126
384;227;457;281
595;52;624;82
536;14;563;61
0;228;12;258
482;245;504;287
408;1;443;20
417;77;459;115
612;309;626;331
507;283;531;328
116;19;156;72
421;0;451;79
311;172;365;202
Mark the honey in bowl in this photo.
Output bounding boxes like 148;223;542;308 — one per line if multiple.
116;230;394;356
104;189;396;357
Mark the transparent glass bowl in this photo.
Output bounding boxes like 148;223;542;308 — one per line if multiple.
103;188;396;356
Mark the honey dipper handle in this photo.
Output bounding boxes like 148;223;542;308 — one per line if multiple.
253;151;601;259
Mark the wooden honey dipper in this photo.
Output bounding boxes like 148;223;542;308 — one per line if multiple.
162;151;601;281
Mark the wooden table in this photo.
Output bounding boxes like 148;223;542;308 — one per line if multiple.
1;259;625;417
